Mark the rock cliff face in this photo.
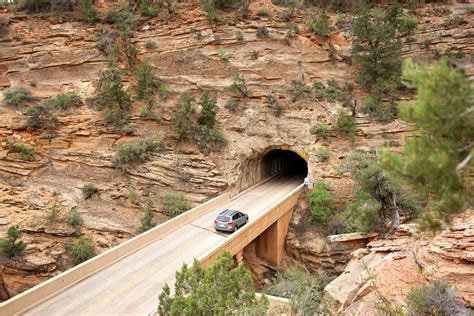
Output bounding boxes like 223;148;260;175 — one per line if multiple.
324;210;474;313
0;1;472;300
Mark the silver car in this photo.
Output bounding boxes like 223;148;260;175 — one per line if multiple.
214;209;249;233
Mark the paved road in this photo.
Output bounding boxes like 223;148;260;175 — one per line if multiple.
24;176;302;316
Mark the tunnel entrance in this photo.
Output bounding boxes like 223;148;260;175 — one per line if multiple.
260;149;308;181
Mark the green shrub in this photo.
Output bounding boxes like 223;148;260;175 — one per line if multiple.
0;225;27;258
315;146;330;162
256;8;270;16
126;188;140;200
137;199;156;233
67;207;83;229
172;94;196;141
256;25;269;38
81;184;98;200
264;269;331;315
338;151;420;233
158;83;171;100
113;139;163;167
162;192;191;217
79;0;98;23
139;103;160;121
46;200;61;224
4;87;36;107
50;92;82;110
307;181;335;222
335;110;356;136
6;140;35;160
218;47;230;61
307;11;330;37
66;237;95;264
289;80;311;102
194;125;226;151
135;60;158;100
313;81;326;100
140;0;160;17
310;123;329;141
225;99;239;112
228;74;252;97
96;30;119;55
26;103;60;132
406;280;469;316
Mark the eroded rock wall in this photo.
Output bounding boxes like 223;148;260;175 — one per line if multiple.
0;1;472;299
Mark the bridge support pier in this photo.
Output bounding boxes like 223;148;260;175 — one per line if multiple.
255;210;293;266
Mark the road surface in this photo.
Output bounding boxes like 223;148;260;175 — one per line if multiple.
23;175;302;316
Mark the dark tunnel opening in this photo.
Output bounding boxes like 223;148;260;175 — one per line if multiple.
260;149;308;181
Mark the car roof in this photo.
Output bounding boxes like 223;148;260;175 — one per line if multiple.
219;209;239;216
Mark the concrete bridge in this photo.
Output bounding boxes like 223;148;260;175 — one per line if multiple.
0;147;308;315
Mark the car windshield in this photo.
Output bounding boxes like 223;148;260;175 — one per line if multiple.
217;215;230;222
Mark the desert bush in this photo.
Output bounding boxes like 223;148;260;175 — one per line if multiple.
46;199;61;224
264;269;331;315
225;99;239;112
335;109;356;136
307;181;335;222
49;92;82;110
126;188;140;200
81;184;98;200
26;103;60;132
245;50;259;60
194;125;226;151
162;192;191;217
67;207;83;229
4;87;36;107
338;151;420;233
66;237;95;264
145;40;157;50
289;80;311;102
307;11;330;37
137;199;156;233
315;146;330;162
113;139;163;167
139;102;160;121
228;74;252;97
310;123;329;141
135;60;158;100
405;280;469;316
140;0;160;17
256;25;269;38
96;30;119;55
158;83;170;100
0;225;27;258
218;47;230;61
256;8;270;16
79;0;98;23
6;140;35;160
236;31;244;41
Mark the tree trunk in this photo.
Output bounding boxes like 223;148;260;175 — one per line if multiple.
387;192;400;235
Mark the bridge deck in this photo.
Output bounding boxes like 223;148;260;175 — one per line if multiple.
23;176;302;316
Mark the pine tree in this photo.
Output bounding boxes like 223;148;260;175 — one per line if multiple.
157;251;269;315
171;94;196;141
382;59;474;231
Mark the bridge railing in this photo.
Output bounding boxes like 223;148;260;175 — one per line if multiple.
199;184;304;267
0;192;230;315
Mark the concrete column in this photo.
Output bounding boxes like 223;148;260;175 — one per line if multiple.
255;210;293;266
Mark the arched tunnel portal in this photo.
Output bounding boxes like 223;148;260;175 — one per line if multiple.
260;149;308;181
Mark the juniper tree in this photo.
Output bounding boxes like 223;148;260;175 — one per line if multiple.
158;251;269;315
0;225;27;258
351;6;403;88
171;94;196;141
382;59;474;231
137;199;156;233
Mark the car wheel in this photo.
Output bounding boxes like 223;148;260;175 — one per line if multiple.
233;225;238;232
245;218;248;224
